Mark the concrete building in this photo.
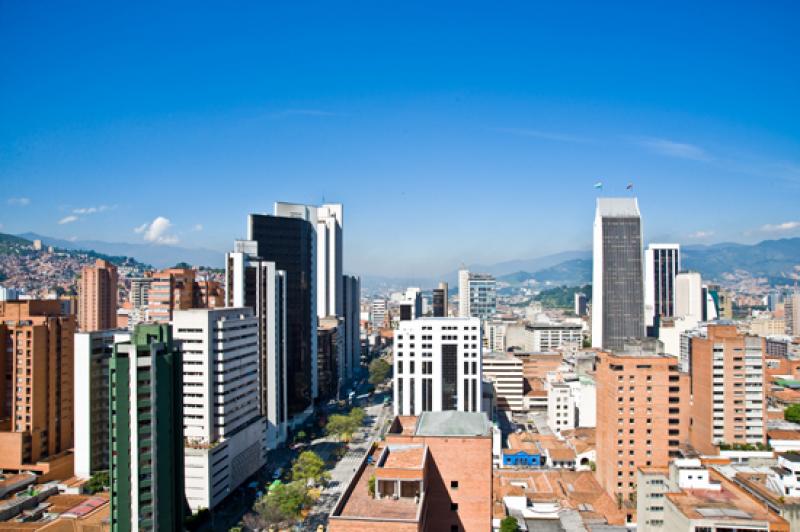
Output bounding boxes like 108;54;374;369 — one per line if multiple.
675;272;703;321
526;321;583;351
483;320;508;352
371;298;387;328
0;285;20;301
74;328;130;479
482;352;523;412
708;284;734;320
786;291;800;336
78;259;118;332
145;268;223;323
328;412;493;532
0;301;76;481
249;209;318;419
637;458;789;532
458;269;497;320
644;244;680;334
110;324;184;532
545;373;597;435
314;203;344;319
689;324;766;454
225;241;289;448
173;308;266;512
596;346;690;520
342;275;361;381
317;316;345;401
128;276;153;329
393;317;483;416
574;292;588;317
592;197;645;351
433;282;449;317
399;287;423;321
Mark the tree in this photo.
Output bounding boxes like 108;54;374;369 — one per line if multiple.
326;413;358;441
84;470;109;494
271;480;311;518
368;475;376;497
292;451;329;485
248;495;291;529
785;404;800;423
349;407;366;426
500;516;518;532
369;358;391;385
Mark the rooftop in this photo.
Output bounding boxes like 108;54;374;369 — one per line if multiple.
381;444;426;469
596;197;640;218
414;411;492;437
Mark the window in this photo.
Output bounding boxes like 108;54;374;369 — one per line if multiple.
450;480;459;489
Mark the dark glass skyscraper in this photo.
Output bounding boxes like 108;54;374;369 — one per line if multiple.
248;213;317;416
592;198;645;351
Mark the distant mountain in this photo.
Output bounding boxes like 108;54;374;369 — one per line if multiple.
498;258;592;286
681;238;800;283
18;233;224;269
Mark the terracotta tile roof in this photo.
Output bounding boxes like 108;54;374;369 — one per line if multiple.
769;429;800;440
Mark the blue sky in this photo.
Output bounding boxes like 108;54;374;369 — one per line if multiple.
1;1;799;276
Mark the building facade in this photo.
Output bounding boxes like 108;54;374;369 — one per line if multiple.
342;275;361;382
433;281;449;317
110;324;184;532
526;321;583;351
482;352;523;412
78;259;119;332
173;308;266;512
644;244;680;333
317;316;345;401
458;269;497;320
592;198;645;351
393;317;483;416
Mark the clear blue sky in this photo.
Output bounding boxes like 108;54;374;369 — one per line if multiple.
1;1;799;277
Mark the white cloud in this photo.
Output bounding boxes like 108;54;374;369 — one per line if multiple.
638;138;711;161
134;216;179;245
58;215;79;225
192;224;204;232
688;230;714;239
760;221;800;232
73;205;111;215
8;197;30;206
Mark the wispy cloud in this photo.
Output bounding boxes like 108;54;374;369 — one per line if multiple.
73;205;112;215
637;137;711;161
58;215;79;225
760;221;800;233
134;216;179;245
494;127;591;143
192;224;204;232
8;197;30;206
269;109;344;119
688;230;714;239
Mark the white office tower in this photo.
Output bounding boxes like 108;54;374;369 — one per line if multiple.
481;352;523;412
315;204;344;318
128;277;153;329
225;242;288;449
371;298;387;328
458;269;497;320
592;198;645;351
659;272;704;359
343;275;361;381
173;308;266;512
644;243;680;332
393;317;483;416
74;329;131;479
399;287;423;321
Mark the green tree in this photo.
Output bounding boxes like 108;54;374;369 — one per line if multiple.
292;451;329;485
272;481;310;518
369;358;391;385
326;413;358;441
785;404;800;423
349;407;366;426
500;516;518;532
84;470;110;494
368;475;376;496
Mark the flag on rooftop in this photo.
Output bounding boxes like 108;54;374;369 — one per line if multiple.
626;183;634;190
594;181;603;189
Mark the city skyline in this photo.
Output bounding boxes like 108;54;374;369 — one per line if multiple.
2;3;800;277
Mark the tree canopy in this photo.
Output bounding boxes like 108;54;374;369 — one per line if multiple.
785;404;800;423
292;451;329;485
368;358;391;385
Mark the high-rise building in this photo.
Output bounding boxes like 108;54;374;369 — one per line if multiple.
644;243;680;334
675;272;703;320
314;203;344;319
574;292;588;317
225;241;288;448
399;287;422;321
109;324;184;532
0;301;76;480
393;317;483;416
78;259;119;332
146;268;196;322
128;276;153;329
317;316;344;401
596;345;689;519
74;328;130;479
173;308;266;511
433;282;449;317
342;275;361;381
458;269;497;320
785;291;800;336
371;298;387;328
248;209;318;418
592;198;645;351
707;284;734;320
688;324;766;455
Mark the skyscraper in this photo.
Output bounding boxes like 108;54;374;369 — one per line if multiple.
399;287;422;321
644;243;680;334
173;308;266;511
458;269;497;320
78;258;118;332
314;203;344;319
110;324;184;532
592;198;645;351
225;241;288;448
0;301;76;480
433;281;448;317
342;275;361;381
248;210;318;418
128;276;153;329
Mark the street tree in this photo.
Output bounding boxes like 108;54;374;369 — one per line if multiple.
292;450;329;485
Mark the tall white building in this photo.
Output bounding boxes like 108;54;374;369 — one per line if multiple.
399;287;422;321
675;272;703;320
527;321;583;351
371;298;387;328
592;198;645;350
314;204;344;318
128;277;153;329
482;352;523;412
393;317;483;416
644;243;680;331
74;328;130;479
173;308;266;511
225;242;288;448
458;269;497;320
545;373;596;435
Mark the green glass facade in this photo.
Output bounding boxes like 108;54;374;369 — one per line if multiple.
110;324;184;532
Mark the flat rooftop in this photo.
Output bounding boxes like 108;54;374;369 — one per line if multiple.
415;411;492;437
381;444;425;469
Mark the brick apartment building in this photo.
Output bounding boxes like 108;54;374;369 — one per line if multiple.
328;411;492;532
77;258;118;332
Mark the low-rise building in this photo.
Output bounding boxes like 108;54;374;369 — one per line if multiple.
482;352;524;412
